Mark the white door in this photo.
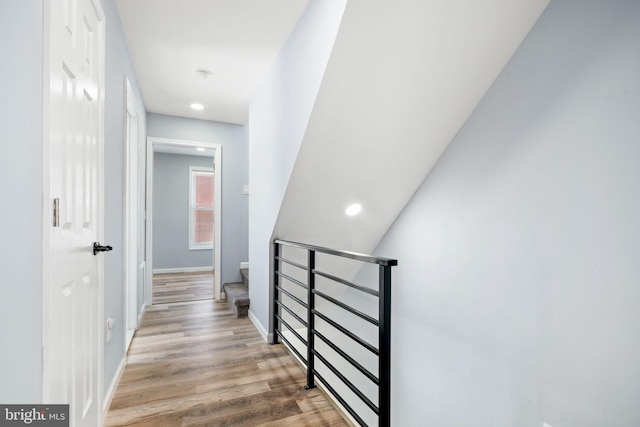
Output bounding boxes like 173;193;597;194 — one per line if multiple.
43;1;105;426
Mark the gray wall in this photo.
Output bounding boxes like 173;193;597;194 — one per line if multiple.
153;153;214;270
0;0;147;402
102;0;147;397
364;0;640;425
247;0;347;334
147;113;247;285
0;0;43;403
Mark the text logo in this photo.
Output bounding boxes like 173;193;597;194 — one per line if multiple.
0;405;69;427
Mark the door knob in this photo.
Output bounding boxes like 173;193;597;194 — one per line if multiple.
93;242;113;255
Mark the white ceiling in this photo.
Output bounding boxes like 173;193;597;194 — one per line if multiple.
115;0;310;124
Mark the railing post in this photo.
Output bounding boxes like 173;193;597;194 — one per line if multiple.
379;265;392;427
305;249;316;389
272;241;280;345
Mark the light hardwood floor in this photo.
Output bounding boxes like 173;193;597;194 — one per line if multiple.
152;272;215;305
105;298;349;426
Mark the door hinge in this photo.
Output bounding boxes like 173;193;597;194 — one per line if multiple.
53;198;60;227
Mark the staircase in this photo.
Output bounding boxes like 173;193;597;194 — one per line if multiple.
223;268;249;318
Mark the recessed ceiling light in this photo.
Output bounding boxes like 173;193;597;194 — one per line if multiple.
345;203;362;216
196;147;205;152
190;103;204;110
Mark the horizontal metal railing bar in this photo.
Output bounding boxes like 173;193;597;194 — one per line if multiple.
275;285;307;308
276;256;308;271
276;271;308;290
313;329;379;386
313;370;369;427
313;269;379;297
276;300;308;328
275;330;307;365
274;239;396;426
275;239;398;267
313;309;379;356
314;289;379;326
276;314;307;346
313;348;379;415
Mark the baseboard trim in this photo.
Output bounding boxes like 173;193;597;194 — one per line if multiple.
125;329;135;352
103;355;126;414
240;261;249;270
248;309;269;343
138;303;146;325
152;266;213;274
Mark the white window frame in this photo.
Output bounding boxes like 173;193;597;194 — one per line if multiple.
189;166;214;250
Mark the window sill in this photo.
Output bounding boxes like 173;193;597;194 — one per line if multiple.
189;246;213;251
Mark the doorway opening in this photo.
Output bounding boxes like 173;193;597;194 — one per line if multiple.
145;137;222;306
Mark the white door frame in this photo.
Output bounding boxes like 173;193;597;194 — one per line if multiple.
124;78;141;350
145;137;223;303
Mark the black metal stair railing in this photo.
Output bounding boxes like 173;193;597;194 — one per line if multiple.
272;239;397;427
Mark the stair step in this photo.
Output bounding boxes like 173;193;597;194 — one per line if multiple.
223;282;249;318
240;268;249;287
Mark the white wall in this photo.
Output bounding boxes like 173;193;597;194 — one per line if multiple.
273;0;550;265
247;0;347;335
363;0;640;424
0;0;43;403
147;113;248;285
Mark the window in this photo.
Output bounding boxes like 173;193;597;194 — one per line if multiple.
189;166;214;250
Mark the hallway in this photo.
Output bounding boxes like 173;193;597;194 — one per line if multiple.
105;298;349;426
152;272;215;305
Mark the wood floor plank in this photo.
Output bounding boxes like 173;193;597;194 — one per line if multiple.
105;297;349;426
152;272;214;304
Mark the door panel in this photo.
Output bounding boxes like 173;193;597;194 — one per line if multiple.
44;0;105;426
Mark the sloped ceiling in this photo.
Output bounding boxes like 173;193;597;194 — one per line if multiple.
115;0;309;124
274;0;551;256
